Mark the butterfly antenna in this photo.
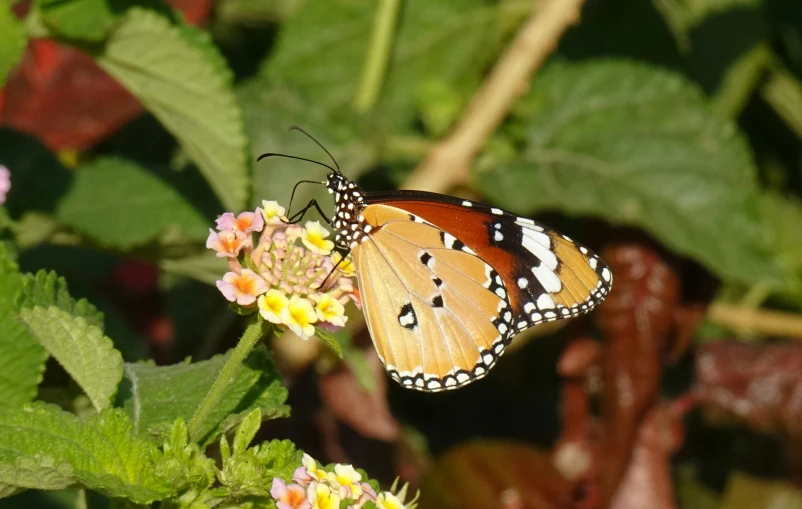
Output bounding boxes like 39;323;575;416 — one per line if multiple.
288;126;340;171
256;152;336;173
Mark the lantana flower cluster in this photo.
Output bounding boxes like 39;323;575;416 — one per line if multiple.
207;201;359;339
271;453;419;509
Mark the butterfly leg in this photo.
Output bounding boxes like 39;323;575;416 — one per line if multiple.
315;246;351;290
284;199;334;226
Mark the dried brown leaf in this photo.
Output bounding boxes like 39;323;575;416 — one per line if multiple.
419;441;572;509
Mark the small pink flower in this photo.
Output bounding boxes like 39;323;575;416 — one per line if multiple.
293;466;314;485
271;478;311;509
216;208;265;233
206;228;251;257
0;165;10;205
216;269;268;305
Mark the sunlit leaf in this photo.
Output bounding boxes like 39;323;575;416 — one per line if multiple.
94;8;249;211
117;345;289;445
20;307;123;412
0;403;172;503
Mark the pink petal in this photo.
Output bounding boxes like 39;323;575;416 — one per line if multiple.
215;212;237;231
216;280;238;302
271;478;289;499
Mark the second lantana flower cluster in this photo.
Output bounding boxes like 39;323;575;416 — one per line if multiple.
207;201;358;339
271;453;418;509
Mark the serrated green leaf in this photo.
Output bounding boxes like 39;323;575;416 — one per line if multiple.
118;345;289;446
262;0;505;130
94;8;249;211
154;419;216;496
477;60;783;286
19;307;123;412
55;157;210;249
315;328;343;358
0;245;47;409
0;403;172;503
249;439;301;482
18;270;103;328
0;1;26;87
233;409;261;455
36;0;115;41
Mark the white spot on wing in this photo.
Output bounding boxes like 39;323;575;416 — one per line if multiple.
462;200;472;207
443;232;457;249
518;277;529;289
536;293;556;309
521;229;558;270
494;231;504;242
602;267;611;282
589;258;598;269
532;264;562;292
491;208;503;215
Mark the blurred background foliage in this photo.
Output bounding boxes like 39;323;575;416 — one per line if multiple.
2;0;802;507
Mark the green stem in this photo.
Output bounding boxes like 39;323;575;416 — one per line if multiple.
353;0;401;112
188;318;267;442
762;64;802;143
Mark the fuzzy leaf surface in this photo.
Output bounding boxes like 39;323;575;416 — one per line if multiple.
0;403;171;503
19;307;123;412
0;246;47;408
118;345;289;445
94;8;249;211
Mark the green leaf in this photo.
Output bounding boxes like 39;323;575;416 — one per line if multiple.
0;246;47;409
18;270;104;328
262;0;507;130
36;0;116;41
0;1;26;87
315;328;343;358
721;471;802;509
117;345;289;445
94;8;249;211
477;60;783;286
236;80;377;212
232;409;261;455
760;191;802;304
19;307;123;412
0;403;172;503
55;157;210;249
154;419;216;496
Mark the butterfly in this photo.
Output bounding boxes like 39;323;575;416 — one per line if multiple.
260;129;612;392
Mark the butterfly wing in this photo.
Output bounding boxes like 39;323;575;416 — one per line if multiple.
352;204;514;392
365;191;612;335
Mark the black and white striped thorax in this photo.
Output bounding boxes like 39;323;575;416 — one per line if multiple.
325;172;371;249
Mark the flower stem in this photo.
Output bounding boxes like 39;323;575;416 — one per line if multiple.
188;317;267;443
353;0;400;112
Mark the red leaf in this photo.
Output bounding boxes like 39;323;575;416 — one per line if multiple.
0;0;213;150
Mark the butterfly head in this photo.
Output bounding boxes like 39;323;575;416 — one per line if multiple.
325;172;369;249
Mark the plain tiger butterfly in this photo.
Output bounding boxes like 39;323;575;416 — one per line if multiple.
260;128;612;393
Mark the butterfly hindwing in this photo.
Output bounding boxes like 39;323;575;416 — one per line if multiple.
353;204;513;392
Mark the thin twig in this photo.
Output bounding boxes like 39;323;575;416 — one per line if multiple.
708;303;802;339
403;0;586;193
